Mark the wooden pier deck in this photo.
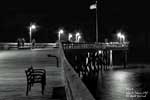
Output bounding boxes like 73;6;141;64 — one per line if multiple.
0;48;66;100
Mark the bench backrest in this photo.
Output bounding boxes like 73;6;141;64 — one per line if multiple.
25;67;34;82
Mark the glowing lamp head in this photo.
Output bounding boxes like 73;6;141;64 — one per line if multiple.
78;35;81;41
68;33;73;41
58;29;64;34
76;32;80;37
29;23;38;32
69;33;73;38
30;24;36;29
117;32;122;38
117;31;126;42
78;35;81;39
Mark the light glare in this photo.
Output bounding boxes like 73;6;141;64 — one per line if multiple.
58;29;64;34
117;31;126;42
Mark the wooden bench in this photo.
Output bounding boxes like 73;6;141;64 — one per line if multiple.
25;66;46;96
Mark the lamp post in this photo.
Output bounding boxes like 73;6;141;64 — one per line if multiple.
117;32;125;43
58;29;64;41
29;23;37;46
68;33;73;42
77;35;81;42
75;32;80;42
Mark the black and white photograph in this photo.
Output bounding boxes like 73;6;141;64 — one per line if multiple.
0;0;150;100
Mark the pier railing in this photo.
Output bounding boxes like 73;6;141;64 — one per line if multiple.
59;42;95;100
0;43;56;49
62;41;129;69
62;42;129;50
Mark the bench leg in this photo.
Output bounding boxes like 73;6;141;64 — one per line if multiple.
26;84;29;96
56;57;59;67
26;83;33;96
44;74;46;85
29;83;32;91
41;83;44;95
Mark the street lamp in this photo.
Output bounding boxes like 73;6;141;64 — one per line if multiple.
68;33;73;42
77;35;81;42
58;29;64;41
75;32;80;42
28;23;37;45
117;32;125;43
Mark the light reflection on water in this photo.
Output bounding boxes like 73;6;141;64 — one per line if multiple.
96;68;150;100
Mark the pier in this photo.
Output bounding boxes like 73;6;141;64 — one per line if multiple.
1;42;150;100
0;42;95;100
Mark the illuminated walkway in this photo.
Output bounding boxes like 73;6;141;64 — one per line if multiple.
0;48;65;100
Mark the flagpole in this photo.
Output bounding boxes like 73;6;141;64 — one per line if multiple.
96;0;98;42
90;0;99;42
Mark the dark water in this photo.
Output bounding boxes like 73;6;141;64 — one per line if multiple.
96;68;150;100
64;50;150;100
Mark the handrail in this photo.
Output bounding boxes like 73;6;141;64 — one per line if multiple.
62;42;129;50
0;43;56;49
58;41;95;100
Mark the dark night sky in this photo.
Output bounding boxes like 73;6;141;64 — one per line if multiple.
0;0;150;42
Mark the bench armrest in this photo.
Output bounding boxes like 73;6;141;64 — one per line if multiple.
31;73;44;76
33;69;46;73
